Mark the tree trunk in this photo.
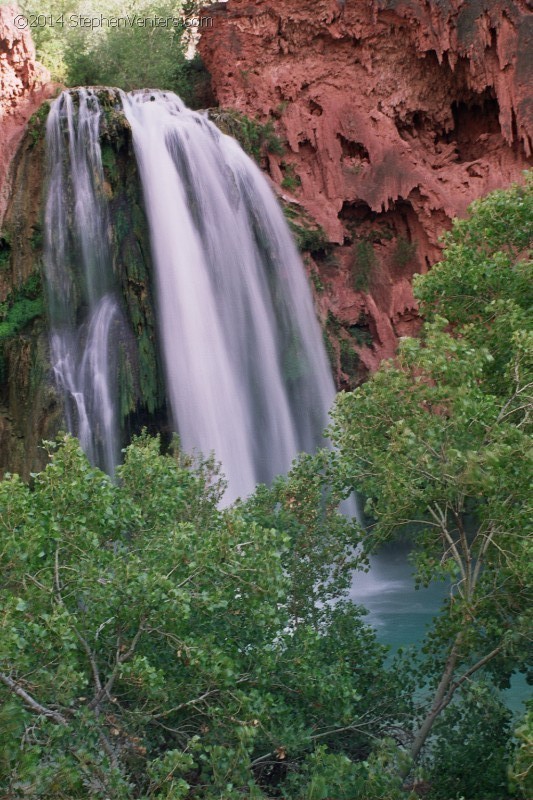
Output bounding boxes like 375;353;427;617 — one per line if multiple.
401;637;461;776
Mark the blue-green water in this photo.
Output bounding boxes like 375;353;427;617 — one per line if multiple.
349;544;530;715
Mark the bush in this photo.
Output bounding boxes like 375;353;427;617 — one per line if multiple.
281;162;302;192
209;109;285;162
283;216;329;254
351;240;376;291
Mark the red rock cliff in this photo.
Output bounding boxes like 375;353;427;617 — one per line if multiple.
0;5;53;224
199;0;532;380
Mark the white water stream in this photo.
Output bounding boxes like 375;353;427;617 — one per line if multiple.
44;90;124;475
44;89;336;500
122;91;335;501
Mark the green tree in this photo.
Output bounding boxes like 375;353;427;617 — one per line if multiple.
238;449;361;625
0;434;404;798
62;1;186;93
17;0;213;103
415;172;532;398
18;0;80;81
282;739;412;800
329;176;533;771
508;701;533;798
423;682;513;800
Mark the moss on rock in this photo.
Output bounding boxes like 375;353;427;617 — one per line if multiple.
209;108;285;163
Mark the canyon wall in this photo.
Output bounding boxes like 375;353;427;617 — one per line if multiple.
0;4;54;224
199;0;532;381
0;7;55;475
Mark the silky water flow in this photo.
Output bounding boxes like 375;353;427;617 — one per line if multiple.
44;89;336;502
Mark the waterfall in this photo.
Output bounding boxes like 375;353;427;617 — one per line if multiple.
44;89;126;476
44;89;336;502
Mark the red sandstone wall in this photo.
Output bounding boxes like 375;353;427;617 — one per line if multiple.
199;0;532;378
0;4;53;224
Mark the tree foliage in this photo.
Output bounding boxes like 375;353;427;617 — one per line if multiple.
415;172;532;397
508;700;533;798
0;434;406;798
423;682;513;800
329;174;532;768
18;0;213;105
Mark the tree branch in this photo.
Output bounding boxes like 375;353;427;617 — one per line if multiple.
53;547;102;694
0;672;68;725
439;643;505;712
149;689;219;719
428;504;466;584
98;729;119;769
88;621;145;712
406;638;505;775
407;634;461;769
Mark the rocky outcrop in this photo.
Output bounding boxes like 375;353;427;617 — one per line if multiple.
199;0;532;381
0;4;54;224
0;119;61;477
0;7;56;476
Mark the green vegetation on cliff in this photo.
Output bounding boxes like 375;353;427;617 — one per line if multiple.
98;106;166;420
0;273;43;340
208;109;285;164
0;232;11;270
282;204;329;255
0;272;44;381
351;239;376;291
19;1;213;106
27;102;51;146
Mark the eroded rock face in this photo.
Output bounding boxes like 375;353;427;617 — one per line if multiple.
199;0;532;380
0;4;53;224
0;122;61;478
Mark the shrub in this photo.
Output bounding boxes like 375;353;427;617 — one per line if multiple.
209;109;285;162
351;240;376;291
392;236;417;268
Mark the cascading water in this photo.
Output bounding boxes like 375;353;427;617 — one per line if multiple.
122;91;336;501
44;88;336;502
44;89;127;476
